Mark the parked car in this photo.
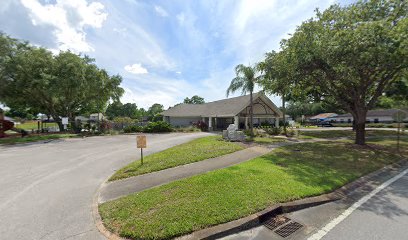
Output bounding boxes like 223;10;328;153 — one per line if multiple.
316;121;333;127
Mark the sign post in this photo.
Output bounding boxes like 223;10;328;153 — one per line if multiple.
392;110;407;154
137;135;147;164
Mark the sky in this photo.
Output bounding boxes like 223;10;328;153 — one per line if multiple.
0;0;354;109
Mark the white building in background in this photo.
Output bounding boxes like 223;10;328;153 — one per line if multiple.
328;109;408;123
89;113;105;121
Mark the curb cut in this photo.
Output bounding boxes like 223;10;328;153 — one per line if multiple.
92;158;407;240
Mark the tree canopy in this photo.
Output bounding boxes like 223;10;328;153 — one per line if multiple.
259;0;407;144
105;102;142;120
0;33;124;130
183;95;205;104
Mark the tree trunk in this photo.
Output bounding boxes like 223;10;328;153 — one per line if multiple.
353;110;367;145
53;116;64;132
282;95;286;135
250;91;254;137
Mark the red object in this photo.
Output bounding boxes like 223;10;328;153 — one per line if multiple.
0;120;14;138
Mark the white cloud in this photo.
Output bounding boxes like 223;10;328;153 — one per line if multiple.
120;75;196;109
124;63;148;74
20;0;108;53
154;5;168;17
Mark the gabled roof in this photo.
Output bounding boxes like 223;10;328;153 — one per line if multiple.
310;113;338;120
162;92;282;117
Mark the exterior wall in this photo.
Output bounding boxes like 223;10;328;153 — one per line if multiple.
330;116;407;123
168;116;202;127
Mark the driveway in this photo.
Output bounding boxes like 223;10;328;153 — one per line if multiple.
0;132;211;240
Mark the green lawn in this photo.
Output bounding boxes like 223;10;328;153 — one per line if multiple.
247;136;287;144
15;121;59;131
99;140;404;239
299;129;406;139
109;136;243;181
0;133;77;145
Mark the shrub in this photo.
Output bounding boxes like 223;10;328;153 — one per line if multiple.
113;117;136;124
173;126;201;132
264;127;282;135
123;125;144;133
143;121;173;133
286;128;296;137
192;120;208;132
100;120;113;133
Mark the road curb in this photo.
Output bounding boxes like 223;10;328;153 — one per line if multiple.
92;177;129;240
92;157;407;240
177;159;408;240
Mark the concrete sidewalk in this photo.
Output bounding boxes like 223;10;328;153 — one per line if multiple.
98;145;272;203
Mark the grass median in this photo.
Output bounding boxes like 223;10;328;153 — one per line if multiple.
0;133;77;145
100;139;405;239
109;136;244;181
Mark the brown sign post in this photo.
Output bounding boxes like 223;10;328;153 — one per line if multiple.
137;135;147;164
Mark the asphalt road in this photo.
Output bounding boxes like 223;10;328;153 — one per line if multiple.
0;132;210;240
223;165;408;240
317;171;408;240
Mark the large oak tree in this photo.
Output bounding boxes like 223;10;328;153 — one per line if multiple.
0;33;124;131
273;0;407;145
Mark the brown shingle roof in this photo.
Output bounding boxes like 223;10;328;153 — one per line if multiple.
162;92;282;117
310;113;338;120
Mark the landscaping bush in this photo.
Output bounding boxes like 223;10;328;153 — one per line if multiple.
264;126;282;135
192;120;208;131
143;121;173;133
123;125;143;133
286;128;296;137
173;126;201;132
100;120;113;134
151;114;163;122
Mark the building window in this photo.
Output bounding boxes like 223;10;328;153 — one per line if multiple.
374;118;379;123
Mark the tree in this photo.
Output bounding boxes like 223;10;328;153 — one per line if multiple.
226;64;259;136
285;101;342;120
0;34;124;131
183;95;205;104
105;101;124;120
376;77;408;108
276;0;407;145
148;103;164;121
4;107;36;120
106;102;142;120
258;51;294;135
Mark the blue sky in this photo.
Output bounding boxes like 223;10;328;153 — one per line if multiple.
0;0;354;109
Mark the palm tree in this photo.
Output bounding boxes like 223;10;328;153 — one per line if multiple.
226;64;258;137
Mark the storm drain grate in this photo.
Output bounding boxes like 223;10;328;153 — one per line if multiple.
263;216;291;230
274;221;303;238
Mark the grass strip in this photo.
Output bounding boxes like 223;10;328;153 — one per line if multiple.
109;136;243;181
100;139;405;239
0;134;77;145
